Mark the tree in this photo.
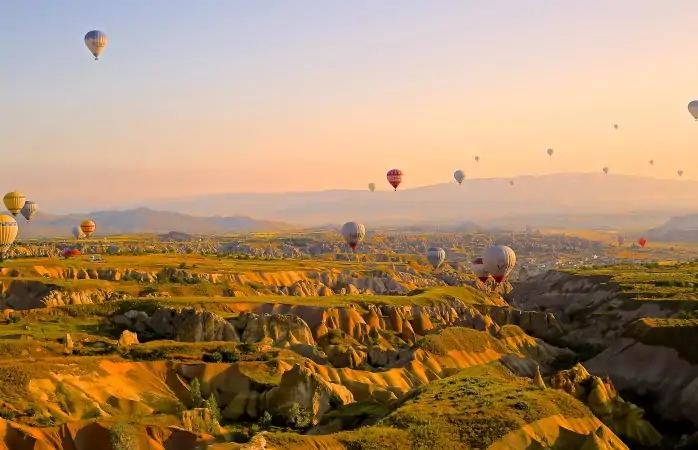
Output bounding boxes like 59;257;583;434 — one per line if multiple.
189;377;203;408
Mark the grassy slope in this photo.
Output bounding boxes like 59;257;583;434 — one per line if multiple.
265;363;593;449
564;262;698;310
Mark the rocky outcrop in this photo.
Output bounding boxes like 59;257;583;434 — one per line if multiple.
118;330;139;346
265;364;354;426
549;363;662;447
508;270;673;348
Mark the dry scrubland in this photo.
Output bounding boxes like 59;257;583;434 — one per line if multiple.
0;231;696;448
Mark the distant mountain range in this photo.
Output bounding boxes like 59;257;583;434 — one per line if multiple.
19;173;698;237
107;173;698;230
16;208;295;239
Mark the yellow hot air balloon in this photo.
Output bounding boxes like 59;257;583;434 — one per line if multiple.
0;215;18;260
80;220;96;237
3;191;26;216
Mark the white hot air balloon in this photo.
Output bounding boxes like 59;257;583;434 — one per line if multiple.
368;183;376;193
426;247;446;269
547;148;554;156
483;245;516;283
454;170;465;185
72;225;86;239
689;101;698;121
341;222;365;251
470;257;490;282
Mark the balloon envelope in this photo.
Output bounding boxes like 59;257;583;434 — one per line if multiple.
474;156;480;163
0;215;18;256
453;170;465;185
678;170;684;177
483;245;516;283
80;220;96;237
341;222;365;250
638;237;647;247
689;101;698;120
426;247;446;269
386;169;403;191
603;167;609;174
3;191;25;216
649;160;654;166
547;149;554;156
368;183;376;192
84;30;108;59
72;225;85;239
20;201;37;222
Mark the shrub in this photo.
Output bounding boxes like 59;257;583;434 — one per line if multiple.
202;352;223;363
110;421;138;450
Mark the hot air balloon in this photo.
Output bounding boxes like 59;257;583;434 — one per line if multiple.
649;159;654;166
72;225;85;239
678;170;684;177
470;257;490;282
509;180;514;186
617;236;625;246
80;220;96;237
613;124;619;130
603;167;609;174
689;101;698;121
20;201;37;222
0;215;18;260
3;191;26;217
474;156;480;163
454;170;465;185
62;248;82;259
638;237;647;248
547;148;554;156
483;245;516;283
341;222;365;251
368;183;376;193
386;169;403;191
426;247;446;269
84;30;108;60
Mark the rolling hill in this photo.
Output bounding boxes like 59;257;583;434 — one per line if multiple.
647;213;698;243
15;208;296;239
126;173;698;229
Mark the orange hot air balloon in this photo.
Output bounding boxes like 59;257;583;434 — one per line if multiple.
386;169;403;191
80;220;96;237
638;237;647;248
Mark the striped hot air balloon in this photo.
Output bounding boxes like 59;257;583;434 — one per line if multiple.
386;169;403;191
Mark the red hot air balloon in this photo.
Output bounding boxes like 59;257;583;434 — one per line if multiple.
62;248;82;258
386;169;403;191
638;237;647;248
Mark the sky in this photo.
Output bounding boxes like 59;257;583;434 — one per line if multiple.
2;0;698;209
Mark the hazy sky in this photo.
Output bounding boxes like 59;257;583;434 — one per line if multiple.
2;0;698;207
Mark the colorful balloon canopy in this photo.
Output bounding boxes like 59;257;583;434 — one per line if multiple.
0;215;18;258
80;220;96;237
386;169;403;191
84;30;108;60
3;191;25;217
